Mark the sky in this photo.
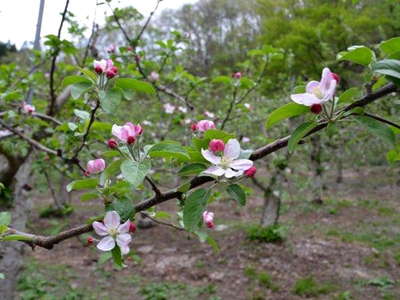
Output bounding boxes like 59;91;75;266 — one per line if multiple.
0;0;197;48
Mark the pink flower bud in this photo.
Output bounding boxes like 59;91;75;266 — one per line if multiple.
127;136;136;145
149;71;159;82
87;236;94;245
203;211;215;229
106;66;118;79
190;123;197;132
332;73;340;83
22;103;35;114
232;72;242;79
310;103;322;114
129;222;136;233
244;166;257;177
127;46;133;51
209;139;225;152
86;158;106;175
196;120;216;132
107;138;118;149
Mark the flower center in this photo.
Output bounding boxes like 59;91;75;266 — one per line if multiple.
220;156;232;169
312;87;323;99
108;228;118;237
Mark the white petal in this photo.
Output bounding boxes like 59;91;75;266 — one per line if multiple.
201;149;221;164
224;168;242;178
322;79;337;102
203;166;225;177
119;244;130;255
112;125;123;140
229;159;253;171
92;221;108;236
320;67;333;90
104;211;120;229
118;220;130;234
306;81;320;93
97;236;115;252
224;139;240;159
290;93;322;106
116;233;132;255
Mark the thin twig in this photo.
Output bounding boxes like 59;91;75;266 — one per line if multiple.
140;212;185;231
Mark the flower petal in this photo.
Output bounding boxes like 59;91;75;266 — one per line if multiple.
92;221;109;236
112;125;123;140
319;67;334;91
322;79;337;102
225;168;242;178
118;220;130;234
97;236;115;252
306;81;320;93
116;233;132;255
201;149;221;164
229;159;253;171
290;93;322;106
203;166;225;177
224;139;240;159
104;211;120;229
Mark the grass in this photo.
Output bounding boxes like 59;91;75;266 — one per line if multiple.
292;276;336;297
244;266;279;292
245;224;287;243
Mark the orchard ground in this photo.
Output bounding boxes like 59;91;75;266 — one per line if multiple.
19;166;400;300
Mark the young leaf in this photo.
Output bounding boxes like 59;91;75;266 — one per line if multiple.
372;59;400;84
148;141;190;161
62;75;91;87
379;37;400;58
99;88;122;114
178;163;207;176
266;103;309;129
115;78;155;94
204;129;235;142
120;159;151;188
71;82;92;99
183;188;210;232
288;121;318;153
354;115;396;146
226;184;246;206
338;87;362;104
111;246;123;267
66;178;98;192
337;45;375;66
80;192;98;202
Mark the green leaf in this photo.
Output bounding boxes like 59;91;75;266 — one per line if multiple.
0;273;4;280
66;178;98;192
100;158;123;185
288;121;318;153
115;78;155;94
99;88;122;114
183;188;210;232
178;163;207;176
206;236;220;252
78;68;98;83
62;75;91;87
71;82;92;99
338;87;362;104
148;141;190;161
354;115;396;146
203;129;235;143
372;59;400;85
80;192;98;202
380;37;400;58
0;212;11;226
265;103;309;129
212;75;232;85
337;45;375;66
2;234;33;241
73;109;90;120
226;184;246;206
111;246;124;267
120;160;151;188
109;198;134;222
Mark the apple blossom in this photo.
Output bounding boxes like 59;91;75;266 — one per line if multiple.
244;166;257;177
92;211;132;255
202;139;253;178
190;123;197;131
129;222;136;233
203;211;215;229
195;120;216;132
149;71;160;81
232;72;242;79
178;106;188;113
242;137;250;143
93;59;118;78
244;103;251;110
22;103;35;114
86;159;106;175
163;103;175;114
112;122;142;144
290;68;338;107
209;139;225;152
204;111;215;118
106;44;116;53
310;103;323;114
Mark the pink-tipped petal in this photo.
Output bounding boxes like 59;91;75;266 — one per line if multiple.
97;236;116;252
224;139;241;160
229;159;253;171
112;125;124;140
92;221;109;236
203;166;225;177
320;67;333;91
322;79;337;102
104;211;120;229
290;93;321;106
118;220;130;234
201;149;221;164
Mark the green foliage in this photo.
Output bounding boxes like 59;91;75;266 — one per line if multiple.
354;115;396;146
99;88;122;113
246;224;287;243
226;184;246;206
115;78;155;94
148;141;190;161
0;211;11;226
338;45;375;66
265;103;309;129
66;178;98;192
372;59;400;85
120;159;151;188
39;205;73;218
183;188;210;232
288;121;318;153
292;276;336;297
178;163;207;176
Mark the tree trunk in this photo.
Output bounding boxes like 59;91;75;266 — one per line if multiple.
260;189;281;227
311;136;324;204
0;153;34;299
